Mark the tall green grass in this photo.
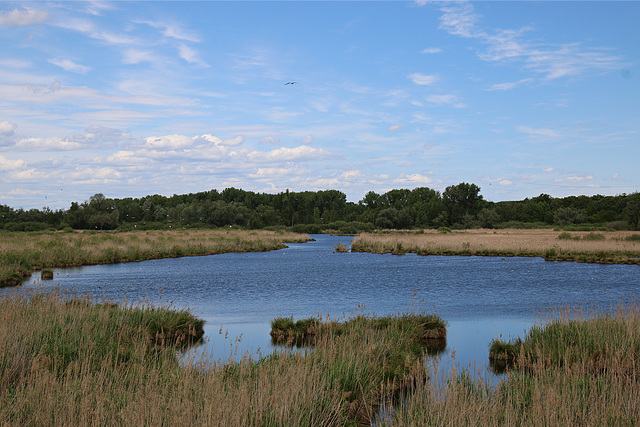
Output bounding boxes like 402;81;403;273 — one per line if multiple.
0;290;444;425
384;301;640;426
5;288;640;425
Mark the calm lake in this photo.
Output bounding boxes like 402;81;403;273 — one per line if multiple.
9;234;640;375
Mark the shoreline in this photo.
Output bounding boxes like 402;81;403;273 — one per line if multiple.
351;229;640;266
0;229;311;288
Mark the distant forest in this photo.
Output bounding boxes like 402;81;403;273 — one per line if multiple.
2;183;640;232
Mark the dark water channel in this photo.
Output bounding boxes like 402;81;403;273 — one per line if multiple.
8;234;640;376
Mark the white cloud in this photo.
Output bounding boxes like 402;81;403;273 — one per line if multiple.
421;47;442;54
543;167;554;173
10;168;44;181
49;59;91;74
0;59;31;69
0;155;26;170
16;137;83;150
55;18;139;46
499;180;513;186
0;120;17;136
222;136;244;146
178;44;209;67
194;135;243;147
388;125;402;131
340;170;363;180
517;126;560;138
195;134;222;145
144;134;193;149
486;78;533;91
432;1;624;80
0;8;49;26
259;137;280;146
105;151;136;164
558;175;594;183
135;20;201;42
248;145;331;163
249;167;306;179
438;1;479;38
426;94;458;104
123;49;156;65
408;73;438;86
393;173;434;185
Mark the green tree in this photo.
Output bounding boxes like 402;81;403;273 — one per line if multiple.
478;208;500;228
442;182;483;226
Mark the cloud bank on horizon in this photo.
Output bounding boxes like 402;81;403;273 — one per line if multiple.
0;1;638;209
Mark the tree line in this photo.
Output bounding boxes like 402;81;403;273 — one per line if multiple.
1;183;639;232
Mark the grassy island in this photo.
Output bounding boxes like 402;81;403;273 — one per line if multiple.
351;229;640;265
0;229;310;288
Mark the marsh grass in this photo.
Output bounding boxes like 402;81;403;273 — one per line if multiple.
381;301;640;426
40;269;54;280
4;289;640;425
0;229;310;287
0;289;438;426
333;243;349;253
352;229;640;265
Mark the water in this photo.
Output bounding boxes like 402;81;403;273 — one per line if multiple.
7;234;640;374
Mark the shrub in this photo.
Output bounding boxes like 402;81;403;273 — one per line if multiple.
438;227;452;234
334;243;349;253
582;232;606;241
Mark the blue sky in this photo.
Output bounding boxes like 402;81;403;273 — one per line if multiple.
1;1;638;209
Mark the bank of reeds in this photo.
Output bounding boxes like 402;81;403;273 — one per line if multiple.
382;301;640;426
0;289;441;425
352;229;640;265
0;229;310;287
3;288;640;425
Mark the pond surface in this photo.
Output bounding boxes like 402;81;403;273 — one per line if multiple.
7;234;640;375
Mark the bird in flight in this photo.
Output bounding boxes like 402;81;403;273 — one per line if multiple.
284;81;297;85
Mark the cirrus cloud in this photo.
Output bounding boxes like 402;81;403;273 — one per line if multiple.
408;73;439;86
0;8;49;26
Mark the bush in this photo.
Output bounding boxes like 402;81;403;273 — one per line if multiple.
438;227;452;234
582;232;606;241
557;232;574;240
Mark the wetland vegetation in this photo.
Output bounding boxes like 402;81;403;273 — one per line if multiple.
385;302;640;426
352;229;640;265
2;289;640;425
0;229;310;287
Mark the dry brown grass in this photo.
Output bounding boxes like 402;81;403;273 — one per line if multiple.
0;229;310;287
352;229;640;264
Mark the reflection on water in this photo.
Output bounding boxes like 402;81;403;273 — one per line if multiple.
6;234;640;375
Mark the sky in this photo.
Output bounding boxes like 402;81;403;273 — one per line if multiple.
0;1;638;210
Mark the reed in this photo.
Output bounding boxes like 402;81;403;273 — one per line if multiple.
3;289;640;425
383;301;640;426
352;229;640;265
333;243;349;253
0;288;442;425
0;229;310;287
